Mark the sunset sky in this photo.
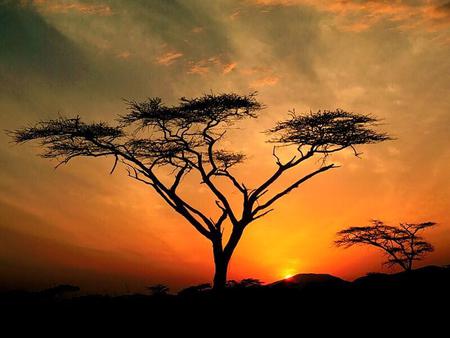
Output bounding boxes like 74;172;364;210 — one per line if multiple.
1;0;449;293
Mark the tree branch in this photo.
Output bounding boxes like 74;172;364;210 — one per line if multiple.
252;164;335;215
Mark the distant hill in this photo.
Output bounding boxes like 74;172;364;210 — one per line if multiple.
353;265;450;290
268;273;350;289
266;265;450;292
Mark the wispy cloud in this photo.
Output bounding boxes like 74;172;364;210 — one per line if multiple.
229;10;241;20
31;0;112;16
250;75;280;87
186;57;237;76
156;51;183;66
116;51;131;60
187;62;209;75
191;26;205;34
251;0;450;33
223;62;237;74
239;66;280;87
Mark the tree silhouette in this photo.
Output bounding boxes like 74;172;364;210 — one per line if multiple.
9;92;390;290
335;220;436;271
147;284;169;296
178;283;211;296
236;278;263;288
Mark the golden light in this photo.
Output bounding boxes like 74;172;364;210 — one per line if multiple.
282;268;297;280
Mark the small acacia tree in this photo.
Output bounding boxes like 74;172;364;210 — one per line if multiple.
10;93;390;290
147;284;170;296
335;220;436;271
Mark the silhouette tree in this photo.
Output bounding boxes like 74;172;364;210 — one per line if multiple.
147;284;169;296
236;278;263;288
40;285;80;299
9;92;390;290
178;283;211;296
335;220;436;271
225;278;263;288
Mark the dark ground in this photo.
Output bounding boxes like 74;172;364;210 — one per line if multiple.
1;265;449;331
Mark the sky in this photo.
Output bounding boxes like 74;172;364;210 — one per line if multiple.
0;0;449;293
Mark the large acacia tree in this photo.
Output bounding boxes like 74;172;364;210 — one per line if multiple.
10;93;390;290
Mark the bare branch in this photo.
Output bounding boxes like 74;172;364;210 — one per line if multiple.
110;154;119;174
253;208;274;220
253;164;335;215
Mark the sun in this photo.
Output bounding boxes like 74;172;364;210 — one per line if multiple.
281;268;296;280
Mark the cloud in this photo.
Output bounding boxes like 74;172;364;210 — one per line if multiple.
116;51;131;60
156;51;183;66
421;1;450;31
187;62;209;75
342;21;372;33
223;62;237;74
191;26;204;33
0;3;89;85
250;75;280;87
30;0;112;16
240;65;280;87
229;10;241;20
186;57;237;76
250;0;450;33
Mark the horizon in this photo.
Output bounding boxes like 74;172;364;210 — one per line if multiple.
1;0;450;294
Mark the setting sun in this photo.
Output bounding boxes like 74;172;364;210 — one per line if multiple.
282;268;297;280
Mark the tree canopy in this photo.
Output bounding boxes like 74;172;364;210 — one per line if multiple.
336;220;436;271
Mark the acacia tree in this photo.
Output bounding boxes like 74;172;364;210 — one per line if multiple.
10;93;390;290
335;220;436;271
147;284;170;296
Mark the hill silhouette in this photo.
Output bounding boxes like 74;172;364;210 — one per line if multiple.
2;265;449;326
269;273;350;289
353;265;450;289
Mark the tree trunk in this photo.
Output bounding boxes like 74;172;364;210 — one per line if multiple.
211;234;233;291
213;254;229;291
406;260;413;272
211;226;245;291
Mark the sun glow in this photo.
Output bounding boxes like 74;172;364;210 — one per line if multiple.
282;268;297;280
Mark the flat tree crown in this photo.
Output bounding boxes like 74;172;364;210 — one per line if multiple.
336;220;436;271
11;93;390;170
267;109;390;152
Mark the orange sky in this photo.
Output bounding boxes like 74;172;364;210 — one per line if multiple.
1;0;449;293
